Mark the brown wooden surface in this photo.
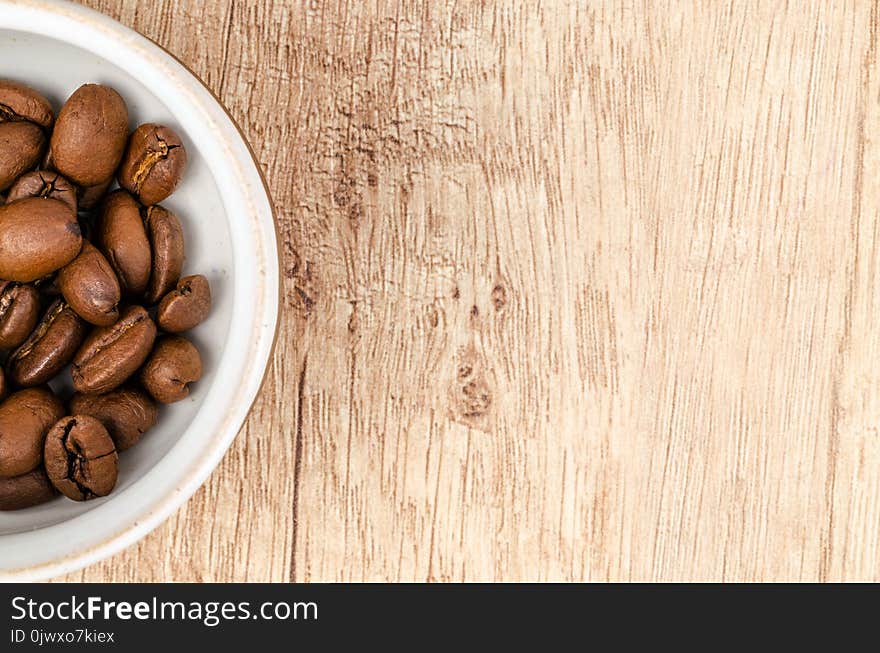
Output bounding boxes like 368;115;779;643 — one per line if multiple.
60;0;880;582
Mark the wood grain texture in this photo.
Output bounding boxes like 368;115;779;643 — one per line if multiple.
58;0;880;582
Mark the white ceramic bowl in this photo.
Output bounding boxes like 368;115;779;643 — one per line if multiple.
0;0;279;580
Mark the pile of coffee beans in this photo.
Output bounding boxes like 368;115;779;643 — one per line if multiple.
0;80;210;511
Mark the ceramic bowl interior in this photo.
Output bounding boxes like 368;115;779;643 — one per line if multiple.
0;1;278;579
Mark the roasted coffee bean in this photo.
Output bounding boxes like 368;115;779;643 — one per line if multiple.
118;124;187;205
0;198;82;281
9;299;87;386
0;122;45;191
40;157;111;214
58;241;120;326
69;387;157;451
140;335;202;403
157;274;211;332
50;84;128;187
0;367;6;402
0;468;56;510
0;80;53;129
71;305;157;394
1;80;54;195
41;149;112;212
44;415;117;501
6;170;77;214
143;205;184;304
0;387;64;478
0;281;40;349
95;191;151;296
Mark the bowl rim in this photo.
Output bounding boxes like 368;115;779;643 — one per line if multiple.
0;0;281;580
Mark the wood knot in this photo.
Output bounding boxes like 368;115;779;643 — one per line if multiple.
284;255;318;318
333;180;351;207
426;303;440;328
291;286;316;316
491;284;507;311
460;380;492;418
448;346;494;430
347;301;359;334
285;247;301;280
